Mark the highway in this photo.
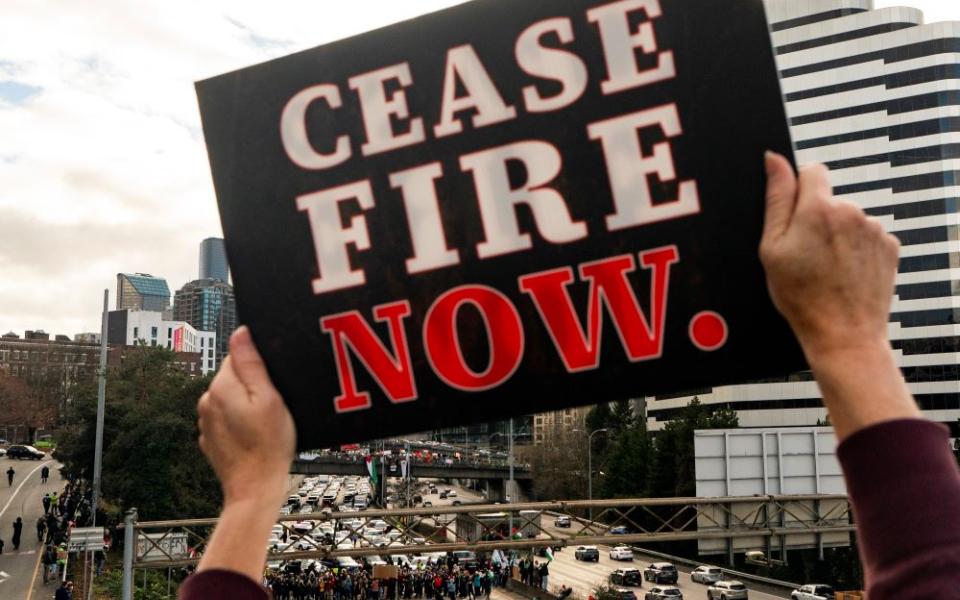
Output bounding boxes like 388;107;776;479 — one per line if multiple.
279;476;789;599
0;456;61;600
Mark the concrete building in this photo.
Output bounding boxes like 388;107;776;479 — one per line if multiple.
644;1;960;437
199;237;229;283
116;273;171;313
172;278;237;365
532;406;589;446
107;309;217;375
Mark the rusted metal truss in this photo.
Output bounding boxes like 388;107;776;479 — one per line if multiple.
127;494;853;568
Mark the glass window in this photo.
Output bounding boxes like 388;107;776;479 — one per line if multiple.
151;327;158;338
133;327;139;339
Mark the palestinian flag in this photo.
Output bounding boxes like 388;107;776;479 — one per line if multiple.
545;547;554;563
365;455;379;487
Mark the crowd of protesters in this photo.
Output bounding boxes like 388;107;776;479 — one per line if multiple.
260;553;545;600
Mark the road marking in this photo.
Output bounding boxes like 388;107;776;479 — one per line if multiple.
0;460;54;520
25;543;42;600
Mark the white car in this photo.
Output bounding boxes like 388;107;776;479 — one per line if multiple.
691;566;723;584
644;586;682;599
791;585;834;600
609;545;634;561
707;580;748;600
447;490;458;497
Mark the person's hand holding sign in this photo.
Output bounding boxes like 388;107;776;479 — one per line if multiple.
760;152;920;441
195;326;296;583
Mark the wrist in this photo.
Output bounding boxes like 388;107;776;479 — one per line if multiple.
802;336;921;440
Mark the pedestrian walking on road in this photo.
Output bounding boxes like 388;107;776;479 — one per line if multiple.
6;466;13;486
37;516;47;542
42;492;51;514
40;465;50;484
42;544;56;584
12;516;23;550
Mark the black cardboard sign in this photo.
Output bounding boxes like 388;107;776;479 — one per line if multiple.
196;0;805;449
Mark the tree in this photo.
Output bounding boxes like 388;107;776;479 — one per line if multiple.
601;425;653;498
0;370;60;441
527;429;588;500
646;398;738;497
608;399;634;432
56;345;220;522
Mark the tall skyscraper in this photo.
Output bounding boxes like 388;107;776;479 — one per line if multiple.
173;278;237;365
644;1;960;438
116;273;171;313
199;237;229;283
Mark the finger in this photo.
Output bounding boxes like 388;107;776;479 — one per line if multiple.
762;151;798;242
796;163;833;211
229;326;276;394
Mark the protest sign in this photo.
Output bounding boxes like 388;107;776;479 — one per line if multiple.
196;0;804;449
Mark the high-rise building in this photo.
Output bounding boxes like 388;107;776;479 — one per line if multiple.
172;278;237;365
644;1;960;438
106;309;217;375
199;237;229;283
116;273;171;313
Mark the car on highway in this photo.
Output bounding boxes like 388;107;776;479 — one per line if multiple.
614;588;638;600
609;545;634;561
448;490;458;497
644;586;682;599
423;501;433;507
439;491;448;499
707;580;748;600
691;566;724;584
554;516;572;528
6;444;45;460
609;568;642;587
610;525;631;535
574;545;600;562
790;584;834;600
0;448;5;457
643;563;679;585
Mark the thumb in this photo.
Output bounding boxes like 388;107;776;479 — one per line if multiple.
229;326;275;393
762;151;798;242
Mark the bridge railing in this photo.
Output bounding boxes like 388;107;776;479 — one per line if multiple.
121;494;853;570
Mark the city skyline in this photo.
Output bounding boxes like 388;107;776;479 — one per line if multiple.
0;0;957;337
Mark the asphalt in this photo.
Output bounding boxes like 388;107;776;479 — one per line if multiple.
0;456;62;600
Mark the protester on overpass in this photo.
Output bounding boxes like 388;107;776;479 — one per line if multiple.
179;155;960;599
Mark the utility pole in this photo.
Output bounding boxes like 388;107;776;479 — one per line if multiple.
88;289;109;600
121;508;137;600
508;418;514;537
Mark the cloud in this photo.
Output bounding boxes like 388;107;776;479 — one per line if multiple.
0;0;463;337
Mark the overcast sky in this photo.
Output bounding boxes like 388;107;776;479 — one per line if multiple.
1;1;957;338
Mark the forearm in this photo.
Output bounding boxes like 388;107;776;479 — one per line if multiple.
803;340;920;441
198;497;279;582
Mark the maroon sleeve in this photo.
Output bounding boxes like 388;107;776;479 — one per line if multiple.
178;569;270;600
837;419;960;598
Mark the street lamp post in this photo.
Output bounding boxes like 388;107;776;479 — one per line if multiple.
574;427;608;520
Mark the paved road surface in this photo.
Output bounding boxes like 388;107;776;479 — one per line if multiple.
537;516;787;600
0;456;61;599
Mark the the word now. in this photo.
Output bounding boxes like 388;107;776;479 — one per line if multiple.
320;246;690;414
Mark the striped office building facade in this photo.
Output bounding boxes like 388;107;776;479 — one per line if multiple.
644;0;960;437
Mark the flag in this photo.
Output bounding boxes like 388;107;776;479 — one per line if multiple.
544;547;554;563
400;457;409;478
365;455;379;487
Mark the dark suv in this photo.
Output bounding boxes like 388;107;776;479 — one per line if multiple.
610;569;642;587
643;563;679;585
6;445;45;460
575;546;600;562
